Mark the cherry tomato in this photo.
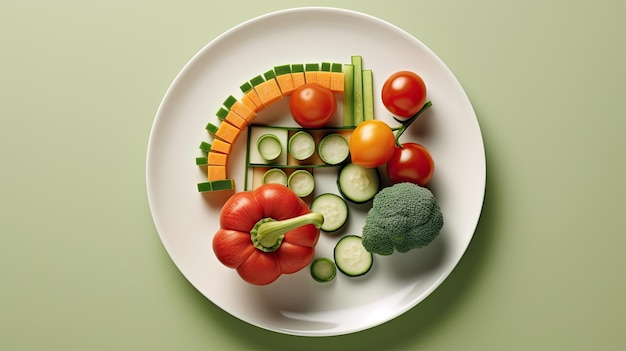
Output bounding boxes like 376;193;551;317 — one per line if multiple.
290;83;336;128
349;120;395;168
381;71;427;120
386;142;434;186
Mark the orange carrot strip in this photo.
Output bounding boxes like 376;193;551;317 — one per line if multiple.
291;72;306;90
215;122;241;144
304;63;319;85
274;65;296;96
207;165;227;181
252;76;283;107
224;109;248;129
275;74;295;96
241;82;264;110
330;63;344;93
224;95;257;123
291;64;306;89
330;72;345;93
304;71;317;84
230;101;257;123
207;151;228;165
241;94;260;113
211;139;232;154
317;71;331;89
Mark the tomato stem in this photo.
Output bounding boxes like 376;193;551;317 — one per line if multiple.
251;212;324;252
392;101;432;146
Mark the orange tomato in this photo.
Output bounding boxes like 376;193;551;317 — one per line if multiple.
348;120;396;168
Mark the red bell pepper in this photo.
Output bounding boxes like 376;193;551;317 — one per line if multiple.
212;183;324;285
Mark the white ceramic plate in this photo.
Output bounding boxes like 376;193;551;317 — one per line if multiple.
146;7;485;336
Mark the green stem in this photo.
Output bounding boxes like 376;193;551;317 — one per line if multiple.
392;101;433;147
251;212;324;252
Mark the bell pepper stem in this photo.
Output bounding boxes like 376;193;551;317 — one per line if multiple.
392;101;432;146
251;212;324;252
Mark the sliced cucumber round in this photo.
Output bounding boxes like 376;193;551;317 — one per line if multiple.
334;235;373;277
288;131;315;160
257;134;282;161
287;169;315;197
310;193;348;232
318;133;349;165
310;257;336;283
337;163;380;203
262;168;287;186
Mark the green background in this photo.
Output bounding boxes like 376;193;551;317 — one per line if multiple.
2;0;624;349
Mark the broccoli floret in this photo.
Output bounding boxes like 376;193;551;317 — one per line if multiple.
362;182;443;255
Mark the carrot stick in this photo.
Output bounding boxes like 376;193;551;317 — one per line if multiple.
251;73;283;107
207;165;227;180
207;151;228;165
329;63;344;93
211;139;232;154
274;64;295;96
304;63;319;84
215;121;241;144
291;64;306;90
316;62;332;89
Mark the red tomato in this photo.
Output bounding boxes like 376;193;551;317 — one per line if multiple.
290;83;336;128
349;120;396;168
381;71;427;120
386;142;434;186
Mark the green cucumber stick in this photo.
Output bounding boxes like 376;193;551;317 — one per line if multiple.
362;69;374;121
195;157;208;166
343;64;354;127
351;55;364;125
211;179;235;191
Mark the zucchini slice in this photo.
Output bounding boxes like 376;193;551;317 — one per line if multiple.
310;257;336;283
257;133;282;161
334;235;373;277
310;193;349;232
337;163;380;203
287;170;315;197
262;168;287;186
318;133;349;165
288;131;315;160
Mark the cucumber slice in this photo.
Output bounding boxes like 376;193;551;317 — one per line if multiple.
288;131;315;160
287;170;315;197
262;168;287;186
310;193;349;232
310;257;336;283
318;133;349;165
257;134;282;161
334;235;373;277
337;163;380;203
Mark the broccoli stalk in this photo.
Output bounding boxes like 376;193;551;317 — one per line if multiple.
361;182;443;255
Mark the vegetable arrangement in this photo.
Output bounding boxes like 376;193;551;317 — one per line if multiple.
199;55;444;285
